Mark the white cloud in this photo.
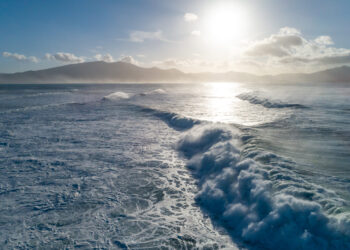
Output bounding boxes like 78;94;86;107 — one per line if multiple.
3;52;39;63
243;27;350;72
94;53;115;62
28;56;39;63
191;30;201;36
278;27;301;35
314;36;334;45
3;52;26;60
45;52;85;63
245;27;304;57
129;30;164;43
119;55;138;65
184;13;198;22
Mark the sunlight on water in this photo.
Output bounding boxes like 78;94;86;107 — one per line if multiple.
200;82;288;126
202;82;242;123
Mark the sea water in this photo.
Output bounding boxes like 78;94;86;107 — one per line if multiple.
0;83;349;249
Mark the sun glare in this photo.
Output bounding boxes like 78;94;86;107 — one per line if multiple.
205;4;248;46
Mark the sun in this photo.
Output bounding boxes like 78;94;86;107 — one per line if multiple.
204;4;249;46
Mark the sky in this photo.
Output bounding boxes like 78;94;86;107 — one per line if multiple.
1;0;350;75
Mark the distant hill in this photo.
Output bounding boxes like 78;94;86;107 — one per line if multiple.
259;66;350;84
0;61;188;83
0;61;350;83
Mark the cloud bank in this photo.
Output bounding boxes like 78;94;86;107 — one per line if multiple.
2;27;350;75
245;28;303;57
243;27;350;72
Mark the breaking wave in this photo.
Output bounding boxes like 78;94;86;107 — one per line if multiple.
102;88;166;101
175;123;350;249
140;88;166;96
138;106;201;131
237;92;307;109
103;91;130;101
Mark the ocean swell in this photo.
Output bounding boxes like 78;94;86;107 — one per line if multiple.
140;107;200;131
176;124;350;249
237;92;307;109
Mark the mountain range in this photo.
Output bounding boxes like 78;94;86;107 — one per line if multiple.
1;61;350;84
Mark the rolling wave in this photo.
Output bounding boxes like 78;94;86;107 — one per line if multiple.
137;106;201;131
101;88;199;131
175;123;350;249
237;92;307;109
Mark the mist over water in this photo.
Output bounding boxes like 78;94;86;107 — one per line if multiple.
0;83;350;249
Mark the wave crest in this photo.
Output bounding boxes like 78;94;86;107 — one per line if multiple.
140;88;166;96
103;91;130;101
140;107;200;131
103;89;166;101
237;92;307;109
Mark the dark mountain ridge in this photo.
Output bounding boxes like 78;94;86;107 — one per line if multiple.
1;61;349;83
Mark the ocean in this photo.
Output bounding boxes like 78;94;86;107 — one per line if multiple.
0;82;350;249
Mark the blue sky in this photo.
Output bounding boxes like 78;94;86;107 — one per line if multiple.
1;0;350;74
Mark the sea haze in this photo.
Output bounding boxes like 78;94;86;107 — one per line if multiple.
1;61;350;84
0;83;350;249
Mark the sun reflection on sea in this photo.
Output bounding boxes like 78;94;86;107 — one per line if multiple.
200;82;284;126
202;82;246;123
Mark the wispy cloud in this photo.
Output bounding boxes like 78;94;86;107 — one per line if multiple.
45;52;85;63
191;30;201;36
152;58;221;73
94;53;114;62
3;52;39;63
129;30;164;43
184;13;198;22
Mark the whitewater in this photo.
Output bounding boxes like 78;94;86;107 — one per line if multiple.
0;82;350;249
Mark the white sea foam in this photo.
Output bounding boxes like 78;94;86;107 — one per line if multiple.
103;89;165;101
141;88;166;96
103;91;130;100
176;124;350;249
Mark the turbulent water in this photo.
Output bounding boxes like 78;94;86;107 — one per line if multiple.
0;83;350;249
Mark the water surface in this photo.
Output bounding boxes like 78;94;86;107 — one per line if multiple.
1;83;349;249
